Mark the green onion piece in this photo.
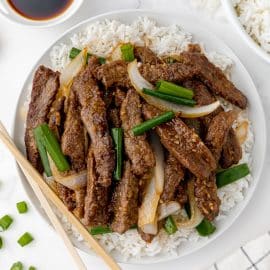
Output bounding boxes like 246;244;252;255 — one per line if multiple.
130;224;137;229
16;201;28;214
34;124;70;172
29;267;36;270
120;43;134;62
216;163;250;188
69;47;91;63
166;57;176;64
132;111;174;136
143;88;196;107
10;262;23;270
164;215;177;235
17;232;34;247
34;128;52;177
156;80;194;100
111;128;123;181
98;57;106;64
196;219;216;236
89;226;112;235
0;215;13;231
0;236;3;249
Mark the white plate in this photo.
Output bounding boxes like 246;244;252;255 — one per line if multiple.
12;9;266;264
222;0;270;64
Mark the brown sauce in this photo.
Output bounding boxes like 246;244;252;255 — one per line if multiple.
7;0;73;21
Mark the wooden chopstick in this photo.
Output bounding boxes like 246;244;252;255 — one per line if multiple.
0;122;87;270
0;121;121;270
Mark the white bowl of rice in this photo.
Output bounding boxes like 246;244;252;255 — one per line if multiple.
223;0;270;64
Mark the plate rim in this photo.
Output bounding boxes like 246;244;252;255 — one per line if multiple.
12;9;267;265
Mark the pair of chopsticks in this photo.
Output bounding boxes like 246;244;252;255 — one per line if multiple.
0;121;120;270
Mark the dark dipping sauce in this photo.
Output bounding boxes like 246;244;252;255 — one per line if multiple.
7;0;73;21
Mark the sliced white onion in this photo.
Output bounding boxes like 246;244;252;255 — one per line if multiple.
48;155;87;190
158;201;181;221
60;48;87;88
128;60;221;118
108;43;122;62
175;180;203;229
138;133;165;235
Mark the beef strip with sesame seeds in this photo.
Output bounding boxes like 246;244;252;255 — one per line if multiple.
120;88;155;176
72;64;115;187
134;46;163;64
142;104;216;179
111;161;139;234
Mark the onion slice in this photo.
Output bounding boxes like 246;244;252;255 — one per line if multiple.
138;133;165;235
158;201;181;221
127;60;220;118
48;155;87;191
175;179;203;229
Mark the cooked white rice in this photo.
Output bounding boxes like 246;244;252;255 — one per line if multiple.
233;0;270;54
50;17;254;261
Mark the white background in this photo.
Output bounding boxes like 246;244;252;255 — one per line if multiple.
0;1;270;269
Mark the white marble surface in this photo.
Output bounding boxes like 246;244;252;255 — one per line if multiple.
0;1;270;269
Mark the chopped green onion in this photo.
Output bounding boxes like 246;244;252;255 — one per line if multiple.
0;236;3;249
132;111;174;136
156;80;194;100
111;128;123;181
34;124;70;172
164;215;177;235
89;226;112;235
216;163;250;188
69;47;91;63
166;57;176;64
17;232;34;247
130;224;137;229
10;262;23;270
34;128;52;177
196;219;216;236
142;88;196;107
16;201;28;214
0;215;13;231
29;267;36;270
120;43;134;62
98;57;106;64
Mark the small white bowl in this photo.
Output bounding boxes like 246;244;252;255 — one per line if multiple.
222;0;270;64
0;0;83;28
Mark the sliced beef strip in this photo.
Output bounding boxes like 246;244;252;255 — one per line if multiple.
178;52;247;109
111;161;139;234
205;110;238;163
87;56;101;78
138;228;155;243
142;104;216;179
72;65;115;187
134;46;163;64
25;66;59;173
61;89;86;172
160;153;185;203
194;173;220;221
114;88;126;107
220;128;242;168
83;149;110;226
120;89;155;176
175;180;188;207
56;183;76;211
73;188;86;219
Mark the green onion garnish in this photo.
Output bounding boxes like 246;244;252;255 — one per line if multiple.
34;128;52;177
132;111;174;136
10;262;23;270
216;163;250;188
0;236;3;249
34;124;70;172
111;128;123;181
196;219;216;236
156;80;194;100
29;267;36;270
120;43;134;62
17;232;34;247
69;47;91;63
142;88;196;107
0;215;13;231
166;57;176;64
164;215;177;235
98;57;106;64
89;226;112;235
16;201;28;214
